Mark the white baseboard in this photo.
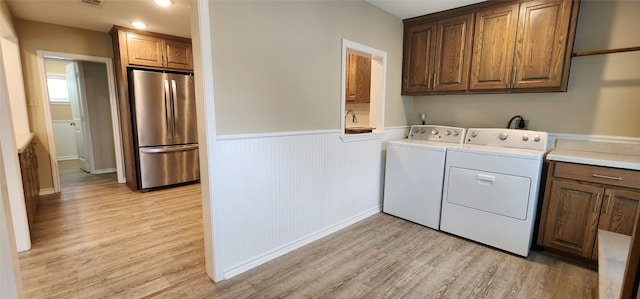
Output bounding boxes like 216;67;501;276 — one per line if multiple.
93;168;116;174
222;205;382;279
39;188;55;196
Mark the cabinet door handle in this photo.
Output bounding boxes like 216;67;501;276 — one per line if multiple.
433;73;437;89
427;74;432;89
605;194;612;214
512;67;517;87
594;192;601;213
592;174;623;181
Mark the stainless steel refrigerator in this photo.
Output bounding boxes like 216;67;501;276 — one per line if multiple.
130;69;199;190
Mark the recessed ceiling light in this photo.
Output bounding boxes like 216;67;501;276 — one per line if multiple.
154;0;172;7
131;21;148;29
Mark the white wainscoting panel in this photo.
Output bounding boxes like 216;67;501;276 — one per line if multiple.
215;127;407;279
52;120;78;160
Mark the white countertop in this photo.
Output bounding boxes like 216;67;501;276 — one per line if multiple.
547;139;640;171
15;132;35;153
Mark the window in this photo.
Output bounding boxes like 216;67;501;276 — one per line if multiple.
341;39;386;140
47;76;69;103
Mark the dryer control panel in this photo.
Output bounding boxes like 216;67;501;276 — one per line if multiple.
465;128;548;150
408;125;466;144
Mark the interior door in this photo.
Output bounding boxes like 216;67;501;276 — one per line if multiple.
66;62;90;172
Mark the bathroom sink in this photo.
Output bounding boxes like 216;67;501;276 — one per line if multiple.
345;127;375;134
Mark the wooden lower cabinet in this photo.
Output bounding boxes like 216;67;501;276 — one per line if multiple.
538;161;640;263
19;141;39;228
540;180;602;258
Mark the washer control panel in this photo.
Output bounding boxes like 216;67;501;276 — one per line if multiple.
409;125;466;144
464;128;548;150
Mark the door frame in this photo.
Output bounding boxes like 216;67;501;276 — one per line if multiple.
36;50;125;192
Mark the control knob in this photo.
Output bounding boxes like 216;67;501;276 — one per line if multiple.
498;132;508;140
452;131;460;136
470;131;478;138
413;128;419;134
522;134;529;141
431;129;439;135
445;130;452;136
421;129;426;133
533;135;541;142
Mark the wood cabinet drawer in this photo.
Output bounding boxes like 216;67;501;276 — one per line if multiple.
553;162;640;189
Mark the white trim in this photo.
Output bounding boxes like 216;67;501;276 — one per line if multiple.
340;132;384;142
218;129;341;141
193;0;222;282
547;132;640;150
93;168;116;174
35;50;125;193
217;127;407;142
222;206;381;279
39;188;55;196
56;156;78;161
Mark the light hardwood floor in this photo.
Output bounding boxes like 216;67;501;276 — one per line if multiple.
20;161;598;298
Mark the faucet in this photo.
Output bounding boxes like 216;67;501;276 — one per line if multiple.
345;109;358;124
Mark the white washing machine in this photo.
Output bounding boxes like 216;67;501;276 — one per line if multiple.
440;128;548;257
383;125;466;229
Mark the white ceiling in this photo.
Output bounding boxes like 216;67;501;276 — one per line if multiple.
6;0;192;38
5;0;487;39
366;0;487;19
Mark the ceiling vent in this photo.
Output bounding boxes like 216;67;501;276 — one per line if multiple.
81;0;102;8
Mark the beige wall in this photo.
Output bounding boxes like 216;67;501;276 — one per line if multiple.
15;18;113;190
412;1;640;138
211;1;409;135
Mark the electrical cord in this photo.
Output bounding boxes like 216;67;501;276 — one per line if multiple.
507;115;526;129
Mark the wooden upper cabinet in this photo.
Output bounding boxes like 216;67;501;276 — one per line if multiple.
403;0;579;95
165;39;193;70
402;13;473;94
470;4;519;90
512;0;574;89
126;33;164;68
433;13;474;91
402;21;436;94
345;53;372;103
124;31;193;71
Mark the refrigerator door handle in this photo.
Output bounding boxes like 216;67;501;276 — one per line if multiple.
163;79;172;139
171;79;178;134
140;145;199;154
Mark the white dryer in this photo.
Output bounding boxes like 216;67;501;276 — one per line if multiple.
440;128;548;257
383;125;466;229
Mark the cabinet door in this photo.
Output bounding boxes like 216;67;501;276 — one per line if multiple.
402;21;436;94
469;4;519;90
541;180;604;258
345;53;357;102
512;0;573;89
592;188;640;259
355;55;371;103
165;39;193;70
433;13;473;91
126;33;164;68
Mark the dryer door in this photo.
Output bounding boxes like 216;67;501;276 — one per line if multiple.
445;167;532;220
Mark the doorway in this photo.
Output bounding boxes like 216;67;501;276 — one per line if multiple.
37;51;125;192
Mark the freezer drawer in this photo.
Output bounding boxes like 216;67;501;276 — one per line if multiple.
139;145;200;189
